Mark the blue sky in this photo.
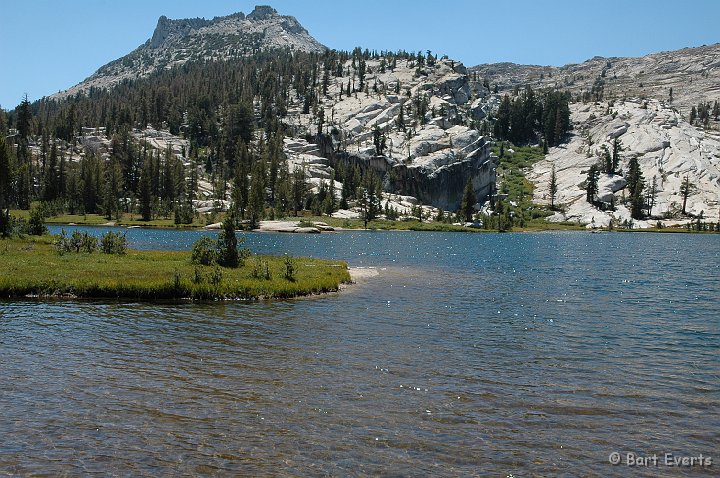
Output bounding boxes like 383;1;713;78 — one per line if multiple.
1;0;718;109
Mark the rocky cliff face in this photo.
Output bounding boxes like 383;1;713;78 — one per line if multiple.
54;5;326;99
284;57;496;210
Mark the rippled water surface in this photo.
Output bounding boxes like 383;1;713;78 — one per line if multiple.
2;228;719;476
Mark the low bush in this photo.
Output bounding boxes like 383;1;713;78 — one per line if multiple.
191;236;218;266
27;207;48;236
100;231;127;255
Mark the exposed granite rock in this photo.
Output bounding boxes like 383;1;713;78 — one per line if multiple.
530;99;720;228
471;43;720;117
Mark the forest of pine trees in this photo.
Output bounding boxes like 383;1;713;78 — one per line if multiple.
1;47;425;232
492;86;571;147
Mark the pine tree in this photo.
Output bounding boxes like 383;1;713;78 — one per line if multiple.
104;159;123;220
461;180;476;222
549;164;558;210
0;136;14;236
247;160;266;228
372;125;386;156
611;138;622;174
291;166;307;215
43;141;59;201
646;175;658;216
626;157;644;219
217;212;239;268
602;145;612;174
138;161;153;221
586;164;600;204
59;149;67;198
679;175;695;215
66;168;82;215
16;95;33;141
396;103;406;131
630;180;645;220
626;157;642;197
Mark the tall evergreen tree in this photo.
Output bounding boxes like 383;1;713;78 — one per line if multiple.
104;158;124;220
247;159;266;228
461;180;476;222
611;138;622;174
138;162;153;221
16;95;33;141
626;157;645;219
549;164;558;210
43;141;59;201
586;164;600;204
217;212;239;268
0;136;14;235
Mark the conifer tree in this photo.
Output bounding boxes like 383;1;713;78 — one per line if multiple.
549;164;558;210
43;141;59;201
16;95;33;141
217;213;239;268
626;157;644;219
0;136;14;236
586;164;600;204
611;138;622;173
291;166;307;215
104;159;124;220
646;175;658;216
138;161;153;221
247;160;266;228
680;175;695;215
461;180;476;222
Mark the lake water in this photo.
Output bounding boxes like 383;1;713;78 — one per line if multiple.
1;228;718;476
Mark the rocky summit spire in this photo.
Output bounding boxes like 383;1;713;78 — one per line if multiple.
247;5;279;20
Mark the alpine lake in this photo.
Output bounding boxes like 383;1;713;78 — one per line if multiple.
1;226;718;476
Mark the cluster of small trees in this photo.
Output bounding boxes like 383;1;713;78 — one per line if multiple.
585;148;697;220
54;230;127;255
689;100;719;128
191;215;250;268
585;155;648;219
493;86;571;147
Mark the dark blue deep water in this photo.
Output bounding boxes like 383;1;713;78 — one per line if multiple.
1;228;718;476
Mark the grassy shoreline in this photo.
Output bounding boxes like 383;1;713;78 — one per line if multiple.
0;236;351;301
10;209;714;234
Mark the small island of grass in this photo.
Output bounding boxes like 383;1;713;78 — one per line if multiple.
0;225;351;301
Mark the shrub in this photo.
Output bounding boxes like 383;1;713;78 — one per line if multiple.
54;229;69;255
284;255;295;281
100;231;127;254
56;230;98;254
192;266;204;284
209;266;223;285
191;236;218;265
69;231;84;252
27;207;48;236
191;224;250;268
251;258;271;280
81;233;98;253
174;203;194;225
